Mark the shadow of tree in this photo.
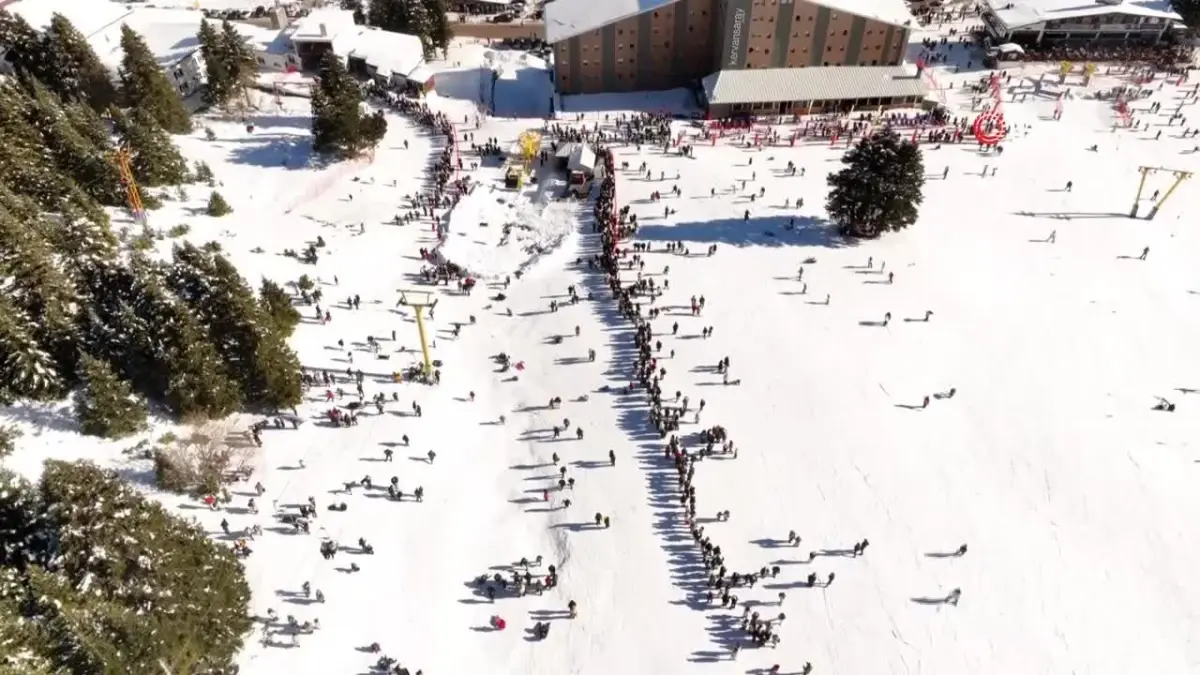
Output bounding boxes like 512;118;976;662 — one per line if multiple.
634;215;855;249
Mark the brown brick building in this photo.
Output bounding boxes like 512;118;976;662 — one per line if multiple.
546;0;917;96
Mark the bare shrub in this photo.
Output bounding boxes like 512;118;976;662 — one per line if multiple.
153;432;251;496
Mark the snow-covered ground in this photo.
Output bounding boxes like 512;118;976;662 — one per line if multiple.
6;24;1200;675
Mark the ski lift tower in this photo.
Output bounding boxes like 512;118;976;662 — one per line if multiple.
115;147;147;224
396;289;435;378
1131;166;1193;219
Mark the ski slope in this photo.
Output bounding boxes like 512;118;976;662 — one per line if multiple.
5;27;1200;675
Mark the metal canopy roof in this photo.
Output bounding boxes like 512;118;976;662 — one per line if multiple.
702;65;926;105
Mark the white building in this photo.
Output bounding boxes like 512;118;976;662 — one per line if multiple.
281;8;430;89
980;0;1183;46
340;26;427;88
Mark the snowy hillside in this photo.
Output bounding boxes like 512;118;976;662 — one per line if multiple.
5;23;1200;675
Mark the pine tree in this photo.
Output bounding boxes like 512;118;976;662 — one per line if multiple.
0;10;50;83
206;190;232;216
73;355;147;438
42;14;119;110
260;279;301;334
74;255;242;420
311;51;387;158
118;24;192;134
0;202;82;379
0;298;63;404
117;107;190;186
0;81;102;218
342;0;368;24
0;461;252;673
368;0;411;33
826;128;925;239
167;243;303;409
0;425;19;459
198;19;234;108
406;0;434;55
422;0;452;55
21;79;125;207
46;200;119;264
1171;0;1200;28
63;99;115;149
220;20;259;113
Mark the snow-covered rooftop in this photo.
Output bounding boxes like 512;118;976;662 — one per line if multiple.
545;0;916;43
3;0;132;38
339;27;426;79
544;0;677;43
288;8;358;42
88;8;207;69
986;0;1181;28
703;64;925;105
819;0;918;28
238;22;293;56
84;7;288;70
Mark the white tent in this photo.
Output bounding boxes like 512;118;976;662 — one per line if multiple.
568;145;597;176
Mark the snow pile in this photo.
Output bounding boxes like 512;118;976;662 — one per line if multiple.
439;177;576;279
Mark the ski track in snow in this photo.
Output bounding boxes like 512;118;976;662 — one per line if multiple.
4;28;1200;675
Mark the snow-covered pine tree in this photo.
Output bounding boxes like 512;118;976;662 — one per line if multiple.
198;19;234;108
311;50;386;158
22;79;125;207
48;199;120;264
206;190;232;216
0;10;51;84
0;81;101;217
0;425;19;459
0;596;55;675
825;127;925;239
0;461;253;673
220;20;260;113
422;0;452;56
42;13;120;110
74;354;147;438
405;0;434;55
118;24;192;134
75;257;165;395
357;108;388;156
166;243;303;409
61;100;113;149
129;256;243;419
116;106;190;187
0;201;82;379
0;298;63;403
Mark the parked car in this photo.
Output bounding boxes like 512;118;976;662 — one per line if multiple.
491;13;515;22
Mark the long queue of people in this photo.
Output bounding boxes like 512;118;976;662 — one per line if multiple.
587;147;809;672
